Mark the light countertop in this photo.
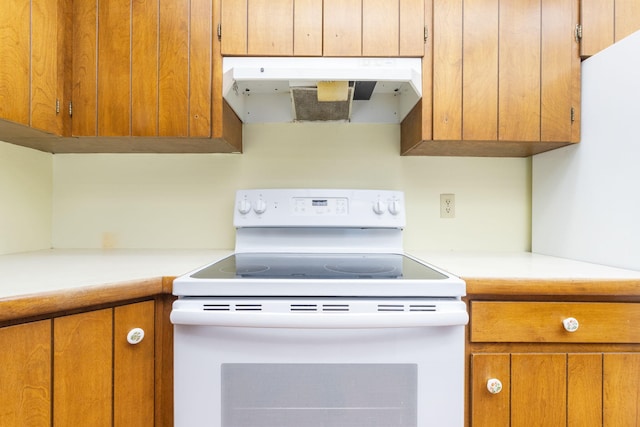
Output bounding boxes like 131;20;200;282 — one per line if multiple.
1;249;639;301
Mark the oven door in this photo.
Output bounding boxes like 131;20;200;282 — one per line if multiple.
172;298;467;427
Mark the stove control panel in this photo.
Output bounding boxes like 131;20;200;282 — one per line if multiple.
234;189;405;228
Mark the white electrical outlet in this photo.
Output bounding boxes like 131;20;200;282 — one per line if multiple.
440;194;455;218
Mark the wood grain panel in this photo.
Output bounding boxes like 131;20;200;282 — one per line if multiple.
0;320;51;427
114;301;155;427
363;0;399;56
498;0;540;141
189;0;212;137
54;309;112;427
159;0;189;136
541;0;573;142
603;353;640;426
72;0;98;136
580;0;614;57
221;0;247;54
433;0;462;140
471;302;640;343
294;0;323;56
462;0;498;140
615;0;640;42
31;0;61;134
323;0;362;56
511;354;566;426
399;0;425;56
248;0;293;55
568;354;602;426
98;0;131;136
471;354;510;427
0;0;30;125
132;0;159;136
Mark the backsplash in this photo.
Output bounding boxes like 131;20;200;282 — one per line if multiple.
2;123;531;254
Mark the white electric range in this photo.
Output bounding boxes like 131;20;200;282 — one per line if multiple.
171;189;468;427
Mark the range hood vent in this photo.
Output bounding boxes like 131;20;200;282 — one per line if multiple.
223;57;422;124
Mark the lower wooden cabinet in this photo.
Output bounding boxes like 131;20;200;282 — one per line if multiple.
0;320;51;427
53;300;155;426
0;300;156;426
469;301;640;426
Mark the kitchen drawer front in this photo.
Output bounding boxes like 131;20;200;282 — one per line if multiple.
471;302;640;343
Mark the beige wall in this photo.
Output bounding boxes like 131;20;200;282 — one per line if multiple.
0;142;52;254
52;123;531;251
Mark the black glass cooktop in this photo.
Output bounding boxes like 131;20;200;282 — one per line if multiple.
190;253;448;280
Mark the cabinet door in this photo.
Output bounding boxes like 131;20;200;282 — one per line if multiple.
114;301;155;427
472;353;569;426
294;0;323;56
603;353;640;426
54;309;113;426
471;354;510;427
580;0;614;57
248;0;294;55
31;0;70;136
363;0;399;56
614;0;640;41
324;0;362;56
0;0;30;126
568;354;602;427
498;0;541;142
0;320;51;427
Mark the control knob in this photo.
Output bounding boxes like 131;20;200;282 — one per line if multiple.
388;199;402;215
237;199;252;215
372;199;387;215
253;199;267;214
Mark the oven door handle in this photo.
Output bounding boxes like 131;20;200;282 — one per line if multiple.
170;310;469;328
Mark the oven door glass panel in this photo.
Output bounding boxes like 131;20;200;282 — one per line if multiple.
221;363;417;427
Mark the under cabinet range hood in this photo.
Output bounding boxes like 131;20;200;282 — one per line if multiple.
222;57;422;124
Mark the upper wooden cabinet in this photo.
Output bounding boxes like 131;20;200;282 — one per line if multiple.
71;0;212;138
579;0;640;57
0;0;70;137
221;0;425;56
0;0;242;153
402;0;581;157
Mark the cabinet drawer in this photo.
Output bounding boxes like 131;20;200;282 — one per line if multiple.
471;302;640;343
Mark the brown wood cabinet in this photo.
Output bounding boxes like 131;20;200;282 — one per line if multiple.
221;0;425;57
0;0;241;154
469;301;640;426
580;0;640;57
71;0;211;138
0;0;69;137
0;300;157;426
53;300;155;426
402;0;581;157
0;320;51;427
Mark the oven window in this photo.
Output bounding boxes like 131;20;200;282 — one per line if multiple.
221;363;417;427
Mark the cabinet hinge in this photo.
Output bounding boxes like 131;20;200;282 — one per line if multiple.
56;99;60;114
571;107;575;122
424;26;429;43
575;24;582;42
217;23;221;41
68;101;73;117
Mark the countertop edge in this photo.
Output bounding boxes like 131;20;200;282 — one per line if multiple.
0;276;165;323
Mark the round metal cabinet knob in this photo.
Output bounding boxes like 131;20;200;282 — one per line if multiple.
487;378;503;394
127;327;145;345
563;317;579;332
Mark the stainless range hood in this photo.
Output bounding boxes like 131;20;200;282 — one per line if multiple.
222;57;422;124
